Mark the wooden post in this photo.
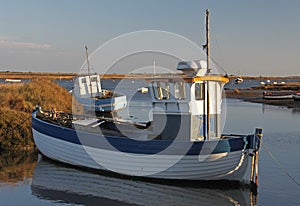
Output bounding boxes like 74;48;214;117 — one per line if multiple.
250;153;255;183
254;128;263;187
250;128;263;186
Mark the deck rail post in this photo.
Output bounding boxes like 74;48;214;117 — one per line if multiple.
250;128;263;186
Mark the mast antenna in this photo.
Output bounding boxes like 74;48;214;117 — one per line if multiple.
153;60;156;76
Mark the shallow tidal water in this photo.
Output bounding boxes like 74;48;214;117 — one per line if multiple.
0;79;300;205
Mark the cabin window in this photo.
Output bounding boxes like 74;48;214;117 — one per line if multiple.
81;78;87;84
195;83;205;100
90;77;98;82
174;81;185;100
152;81;170;100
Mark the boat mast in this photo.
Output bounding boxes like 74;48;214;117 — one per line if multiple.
85;46;93;98
205;9;210;74
205;9;210;140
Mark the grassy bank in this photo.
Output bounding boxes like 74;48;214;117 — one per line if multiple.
0;79;73;151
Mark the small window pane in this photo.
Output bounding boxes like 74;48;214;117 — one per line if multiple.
174;81;185;100
90;77;97;82
195;83;205;100
81;78;87;84
152;81;169;100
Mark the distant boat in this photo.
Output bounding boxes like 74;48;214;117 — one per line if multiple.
272;81;286;86
263;91;293;99
138;87;149;93
234;77;243;84
5;79;21;83
293;92;300;101
260;82;265;85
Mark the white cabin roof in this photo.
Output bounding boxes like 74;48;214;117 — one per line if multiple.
177;60;207;77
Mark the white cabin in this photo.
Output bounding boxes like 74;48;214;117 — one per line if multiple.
149;60;228;141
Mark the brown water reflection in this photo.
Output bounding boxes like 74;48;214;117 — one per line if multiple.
0;151;37;185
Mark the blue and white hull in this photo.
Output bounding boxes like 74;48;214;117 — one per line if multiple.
32;111;260;183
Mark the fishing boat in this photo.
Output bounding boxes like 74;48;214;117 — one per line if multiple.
293;92;300;101
32;10;262;186
73;47;127;113
263;91;293;100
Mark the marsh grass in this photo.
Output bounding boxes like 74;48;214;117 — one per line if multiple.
0;79;73;151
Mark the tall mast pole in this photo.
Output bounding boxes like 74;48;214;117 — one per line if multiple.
205;9;210;140
85;46;93;98
206;9;210;74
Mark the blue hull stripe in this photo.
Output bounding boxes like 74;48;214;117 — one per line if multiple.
32;112;255;155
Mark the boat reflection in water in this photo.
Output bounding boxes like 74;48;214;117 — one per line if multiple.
31;157;257;206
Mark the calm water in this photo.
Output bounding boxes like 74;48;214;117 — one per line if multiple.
0;80;300;205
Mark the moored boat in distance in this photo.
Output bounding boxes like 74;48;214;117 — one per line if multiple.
235;77;243;84
137;87;149;93
293;92;300;101
5;78;22;83
263;91;294;100
31;9;263;186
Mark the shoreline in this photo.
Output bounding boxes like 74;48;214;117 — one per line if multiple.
225;89;299;108
1;71;300;80
0;72;299;109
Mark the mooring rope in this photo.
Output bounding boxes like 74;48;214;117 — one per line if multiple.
12;115;32;131
210;56;228;76
262;143;300;189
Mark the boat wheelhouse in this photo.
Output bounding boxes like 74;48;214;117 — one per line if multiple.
149;60;228;141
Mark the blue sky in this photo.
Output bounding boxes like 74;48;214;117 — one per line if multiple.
0;0;299;76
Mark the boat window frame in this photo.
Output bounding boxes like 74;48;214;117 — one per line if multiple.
174;81;186;100
81;78;87;84
152;81;170;100
90;76;98;82
195;82;205;100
